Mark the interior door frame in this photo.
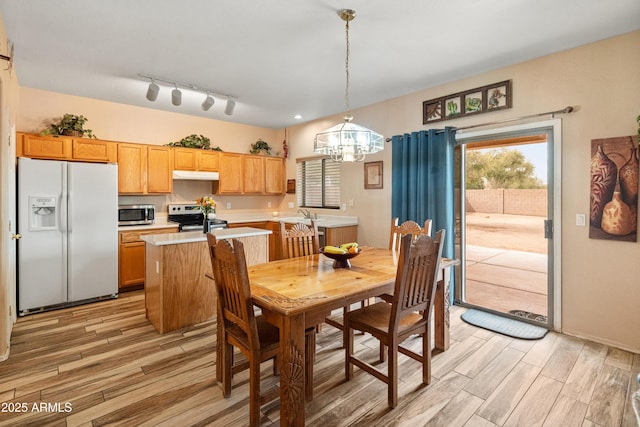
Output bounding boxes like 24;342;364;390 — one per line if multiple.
455;119;562;332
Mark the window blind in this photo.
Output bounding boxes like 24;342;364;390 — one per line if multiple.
296;158;340;208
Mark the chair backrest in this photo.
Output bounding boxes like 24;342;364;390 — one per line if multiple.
388;217;433;252
207;234;260;349
389;230;445;329
279;220;320;259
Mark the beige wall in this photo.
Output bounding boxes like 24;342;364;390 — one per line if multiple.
12;31;640;353
283;31;640;351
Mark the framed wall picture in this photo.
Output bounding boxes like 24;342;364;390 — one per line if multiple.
364;161;383;189
422;80;512;124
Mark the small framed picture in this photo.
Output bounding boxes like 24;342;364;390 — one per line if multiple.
486;81;511;110
445;97;462;118
364;161;383;189
423;100;443;123
464;91;483;114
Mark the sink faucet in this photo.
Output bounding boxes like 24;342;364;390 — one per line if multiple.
297;208;317;220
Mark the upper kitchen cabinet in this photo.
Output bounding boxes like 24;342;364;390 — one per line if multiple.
147;145;173;193
173;147;219;172
215;152;285;195
17;132;117;163
264;157;285;194
243;154;265;194
118;143;172;194
217;152;243;194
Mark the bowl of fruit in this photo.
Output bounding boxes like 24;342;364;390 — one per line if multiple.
320;242;360;268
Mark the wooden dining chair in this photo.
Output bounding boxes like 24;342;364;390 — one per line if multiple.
207;235;281;426
388;217;433;252
344;230;445;408
279;220;320;259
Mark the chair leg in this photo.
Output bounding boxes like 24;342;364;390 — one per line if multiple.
345;319;354;380
249;356;261;427
222;342;233;397
379;343;387;363
424;326;432;385
273;355;279;376
388;341;398;409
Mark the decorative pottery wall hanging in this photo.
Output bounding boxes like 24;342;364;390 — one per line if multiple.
589;135;638;241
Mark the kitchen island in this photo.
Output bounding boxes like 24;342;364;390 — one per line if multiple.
141;227;271;333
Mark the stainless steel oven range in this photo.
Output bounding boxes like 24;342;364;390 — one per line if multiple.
168;203;228;232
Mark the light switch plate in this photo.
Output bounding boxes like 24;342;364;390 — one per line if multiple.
576;213;586;226
226;202;231;210
288;202;294;209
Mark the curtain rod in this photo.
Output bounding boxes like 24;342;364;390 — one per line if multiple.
386;106;574;142
455;106;574;131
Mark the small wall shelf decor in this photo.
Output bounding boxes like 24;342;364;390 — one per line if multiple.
423;80;512;124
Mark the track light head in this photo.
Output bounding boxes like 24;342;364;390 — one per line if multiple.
171;86;182;106
146;81;159;101
202;94;215;111
225;98;236;116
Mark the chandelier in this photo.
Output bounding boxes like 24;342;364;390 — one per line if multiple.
314;9;384;162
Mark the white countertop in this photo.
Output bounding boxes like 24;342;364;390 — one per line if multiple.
140;227;272;246
221;213;358;228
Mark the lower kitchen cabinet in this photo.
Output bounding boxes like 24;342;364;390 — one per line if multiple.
118;226;178;292
325;225;358;247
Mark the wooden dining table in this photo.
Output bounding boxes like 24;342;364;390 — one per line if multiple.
230;247;459;426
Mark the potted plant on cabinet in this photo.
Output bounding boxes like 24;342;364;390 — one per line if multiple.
249;138;272;155
41;114;97;139
165;134;222;151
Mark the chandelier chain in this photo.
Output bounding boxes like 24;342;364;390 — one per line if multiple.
344;18;350;117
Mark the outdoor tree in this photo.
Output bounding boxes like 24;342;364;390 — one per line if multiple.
466;148;545;189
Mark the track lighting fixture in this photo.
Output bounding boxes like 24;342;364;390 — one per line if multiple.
224;98;236;116
139;73;238;115
146;79;159;101
171;85;182;106
202;93;215;111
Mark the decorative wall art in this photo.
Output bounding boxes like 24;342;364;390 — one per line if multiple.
589;135;638;242
423;80;512;124
364;161;383;189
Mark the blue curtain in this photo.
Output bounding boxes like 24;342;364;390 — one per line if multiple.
391;127;456;260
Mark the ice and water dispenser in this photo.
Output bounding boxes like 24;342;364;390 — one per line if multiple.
28;196;58;231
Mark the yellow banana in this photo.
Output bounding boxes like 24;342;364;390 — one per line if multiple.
323;245;347;254
339;242;358;249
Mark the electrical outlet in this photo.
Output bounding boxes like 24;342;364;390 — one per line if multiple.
348;199;354;207
288;202;294;209
267;202;272;208
226;202;232;210
576;213;586;226
341;203;347;211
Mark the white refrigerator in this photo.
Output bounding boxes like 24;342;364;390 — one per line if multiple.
17;157;118;315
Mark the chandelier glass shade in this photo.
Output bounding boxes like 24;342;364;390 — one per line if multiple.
314;118;384;162
314;9;383;162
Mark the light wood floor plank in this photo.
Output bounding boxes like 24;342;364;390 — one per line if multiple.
1;290;638;426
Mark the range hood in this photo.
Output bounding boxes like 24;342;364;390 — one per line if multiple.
172;170;220;181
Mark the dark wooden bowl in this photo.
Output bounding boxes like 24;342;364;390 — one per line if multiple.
320;247;361;268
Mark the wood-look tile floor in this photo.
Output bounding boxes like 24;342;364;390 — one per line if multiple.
1;290;639;426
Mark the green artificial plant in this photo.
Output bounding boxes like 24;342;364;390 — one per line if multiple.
41;114;96;139
165;134;222;151
249;138;272;155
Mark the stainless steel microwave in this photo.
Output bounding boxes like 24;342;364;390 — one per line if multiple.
118;204;155;226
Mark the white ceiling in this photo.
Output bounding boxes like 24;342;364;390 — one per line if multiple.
0;0;639;129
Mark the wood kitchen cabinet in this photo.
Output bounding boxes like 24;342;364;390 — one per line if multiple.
264;157;285;194
243;155;265;194
173;147;219;171
217;152;243;194
147;145;173;193
118;226;178;292
17;132;117;163
118;143;172;194
325;225;358;247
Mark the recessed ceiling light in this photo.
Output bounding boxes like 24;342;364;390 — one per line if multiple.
294;114;302;120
